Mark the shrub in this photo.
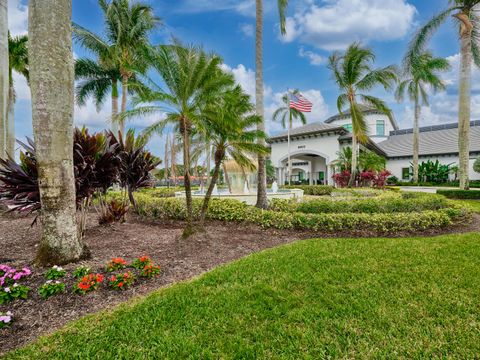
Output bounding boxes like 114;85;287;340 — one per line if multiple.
0;311;13;329
73;274;104;295
139;187;183;198
73;266;91;279
38;281;65;299
281;185;334;196
332;170;350;187
45;265;67;280
0;284;30;304
109;271;136;290
437;189;480;199
132;256;153;269
105;258;127;272
99;199;129;224
140;264;161;278
473;156;480;173
373;170;391;189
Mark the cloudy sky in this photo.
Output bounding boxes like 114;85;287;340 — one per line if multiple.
8;0;478;158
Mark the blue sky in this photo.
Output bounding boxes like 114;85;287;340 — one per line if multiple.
8;0;480;158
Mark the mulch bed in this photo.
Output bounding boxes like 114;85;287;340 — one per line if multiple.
1;211;479;355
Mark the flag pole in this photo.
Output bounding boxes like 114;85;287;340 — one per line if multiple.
287;88;293;186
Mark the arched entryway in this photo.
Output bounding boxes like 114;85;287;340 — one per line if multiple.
276;150;330;185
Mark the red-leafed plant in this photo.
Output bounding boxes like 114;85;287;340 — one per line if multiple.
332;170;351;188
373;170;392;189
98;199;129;224
359;170;376;187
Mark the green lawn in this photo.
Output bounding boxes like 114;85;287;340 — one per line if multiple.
6;233;480;359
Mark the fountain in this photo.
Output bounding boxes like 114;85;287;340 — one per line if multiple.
175;159;303;205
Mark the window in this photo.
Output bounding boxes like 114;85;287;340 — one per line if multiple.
343;124;353;132
376;120;385;136
402;167;410;180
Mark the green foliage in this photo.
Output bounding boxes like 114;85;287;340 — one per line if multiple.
333;147;386;173
38;281;65;299
281;185;334;196
73;266;91;279
45;266;67;280
417;160;454;183
437;189;480;199
474;157;480;173
0;284;30;304
272;90;307;129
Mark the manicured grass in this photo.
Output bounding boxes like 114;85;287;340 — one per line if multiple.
5;233;480;359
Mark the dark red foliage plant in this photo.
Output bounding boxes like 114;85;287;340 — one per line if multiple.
332;170;351;188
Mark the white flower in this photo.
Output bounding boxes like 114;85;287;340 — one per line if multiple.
4;287;10;293
46;280;52;284
55;281;60;284
53;265;63;271
6;311;12;316
13;283;18;287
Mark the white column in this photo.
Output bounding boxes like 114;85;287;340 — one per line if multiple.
309;160;314;185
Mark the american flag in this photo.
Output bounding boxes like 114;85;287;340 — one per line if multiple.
289;92;313;112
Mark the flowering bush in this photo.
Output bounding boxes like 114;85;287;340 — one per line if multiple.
109;271;135;290
45;265;67;280
332;170;351;187
105;258;127;272
73;266;91;279
73;273;104;295
0;311;13;329
0;265;31;287
132;256;152;269
140;264;161;278
38;280;66;299
0;283;30;304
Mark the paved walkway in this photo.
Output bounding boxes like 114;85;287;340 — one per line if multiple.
399;186;459;194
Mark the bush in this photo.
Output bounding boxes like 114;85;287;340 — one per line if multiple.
281;185;334;196
437;189;480;199
38;281;65;299
138;187;184;198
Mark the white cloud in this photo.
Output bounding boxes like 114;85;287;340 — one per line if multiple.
175;0;255;17
8;0;28;36
283;0;417;51
298;46;325;66
220;63;273;100
239;23;254;37
12;72;30;100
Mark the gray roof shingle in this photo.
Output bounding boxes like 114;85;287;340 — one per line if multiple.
268;122;346;142
377;120;480;158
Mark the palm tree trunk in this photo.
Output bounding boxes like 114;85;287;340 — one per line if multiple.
6;82;15;158
413;97;420;183
120;74;128;135
164;135;169;184
223;162;232;194
206;139;211;185
111;78;119;135
255;0;268;209
199;148;223;226
181;117;194;238
349;134;358;187
29;0;85;265
171;134;176;186
0;0;8;159
457;13;473;190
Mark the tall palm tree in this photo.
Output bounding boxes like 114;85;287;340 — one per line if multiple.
120;43;233;237
255;0;289;209
406;0;480;189
0;0;7;159
396;51;450;183
29;0;85;265
73;0;159;134
7;33;29;158
273;89;307;185
198;85;268;226
328;43;397;187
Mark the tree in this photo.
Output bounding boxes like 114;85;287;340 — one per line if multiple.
28;0;85;265
7;33;29;157
273;90;307;185
406;0;480;189
198;85;267;226
255;0;289;209
0;0;7;159
397;52;450;183
328;43;397;187
121;43;233;237
73;0;159;134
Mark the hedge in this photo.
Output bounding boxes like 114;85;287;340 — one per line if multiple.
437;189;480;199
269;194;451;214
125;193;466;234
281;185;334;196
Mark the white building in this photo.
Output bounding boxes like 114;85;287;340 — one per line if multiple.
268;106;480;185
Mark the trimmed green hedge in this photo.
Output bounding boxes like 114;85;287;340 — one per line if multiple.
281;185;334;196
270;193;451;214
437;189;480;199
124;193;466;234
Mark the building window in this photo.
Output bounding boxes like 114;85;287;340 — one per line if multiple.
343;124;353;132
402;167;410;180
376;120;385;136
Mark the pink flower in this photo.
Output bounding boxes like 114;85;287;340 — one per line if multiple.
0;316;11;323
4;287;11;293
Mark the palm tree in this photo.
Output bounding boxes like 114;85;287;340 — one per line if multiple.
396;51;450;183
406;0;480;189
255;0;289;209
0;0;7;159
273;90;307;185
198;85;268;226
73;0;159;134
6;33;29;158
120;43;233;237
29;0;85;265
328;43;397;187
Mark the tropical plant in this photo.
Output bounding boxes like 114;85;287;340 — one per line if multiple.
0;0;7;159
7;33;29;157
406;0;480;189
198;85;268;226
120;43;233;237
333;147;386;174
273;89;307;185
28;0;85;266
328;43;397;187
255;0;290;209
474;156;480;173
416;160;454;183
397;51;450;183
